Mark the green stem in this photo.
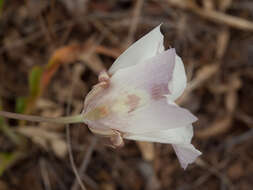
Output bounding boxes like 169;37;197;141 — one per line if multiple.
0;111;84;124
0;124;22;145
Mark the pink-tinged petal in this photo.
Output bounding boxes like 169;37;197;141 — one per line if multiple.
125;124;201;168
109;24;164;75
125;124;194;144
84;48;176;115
83;49;197;134
122;100;197;133
172;144;202;170
167;54;187;101
110;48;176;98
85;98;197;134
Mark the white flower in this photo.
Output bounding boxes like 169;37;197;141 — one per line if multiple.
82;25;201;169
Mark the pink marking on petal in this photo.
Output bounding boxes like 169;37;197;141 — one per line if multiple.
151;83;168;100
125;94;141;113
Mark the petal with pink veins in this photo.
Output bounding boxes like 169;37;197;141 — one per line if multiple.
110;48;176;97
84;48;177;115
84;48;197;134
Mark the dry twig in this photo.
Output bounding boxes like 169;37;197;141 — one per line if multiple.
71;137;97;190
65;65;86;190
167;0;253;31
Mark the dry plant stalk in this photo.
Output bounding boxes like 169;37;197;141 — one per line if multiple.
137;141;155;161
196;116;232;139
167;0;253;31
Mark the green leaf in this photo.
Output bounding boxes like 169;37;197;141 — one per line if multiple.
0;116;3;126
29;66;43;98
0;120;3;127
0;152;14;176
15;97;27;114
0;152;21;176
0;0;4;15
0;99;4;125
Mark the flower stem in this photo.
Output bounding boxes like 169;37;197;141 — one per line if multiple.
0;111;84;124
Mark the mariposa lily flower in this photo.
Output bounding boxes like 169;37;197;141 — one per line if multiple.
82;25;201;169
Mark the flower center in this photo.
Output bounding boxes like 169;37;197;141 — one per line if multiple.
111;88;148;115
84;106;109;121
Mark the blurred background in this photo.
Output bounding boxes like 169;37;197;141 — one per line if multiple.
0;0;253;189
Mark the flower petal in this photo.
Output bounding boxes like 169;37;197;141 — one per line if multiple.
125;125;201;169
85;98;197;134
107;49;196;133
125;124;194;144
123;101;197;133
110;48;176;93
108;24;164;75
110;48;177;98
85;48;177;115
167;54;187;101
84;49;197;134
172;144;202;170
